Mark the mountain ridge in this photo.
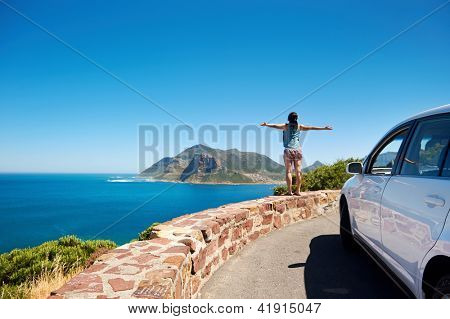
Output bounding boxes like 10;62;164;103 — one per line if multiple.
140;144;285;184
140;144;324;184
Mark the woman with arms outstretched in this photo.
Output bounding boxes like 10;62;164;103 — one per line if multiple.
261;112;332;195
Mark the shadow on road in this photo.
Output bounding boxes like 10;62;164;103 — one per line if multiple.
300;235;407;298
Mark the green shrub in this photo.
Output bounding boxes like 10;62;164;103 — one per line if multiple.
273;174;297;195
138;222;160;241
0;235;116;291
57;235;83;247
273;158;362;195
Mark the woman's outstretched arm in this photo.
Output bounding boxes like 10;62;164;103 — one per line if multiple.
299;124;332;131
260;122;287;130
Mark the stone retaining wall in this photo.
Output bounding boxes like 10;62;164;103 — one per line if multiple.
50;190;340;299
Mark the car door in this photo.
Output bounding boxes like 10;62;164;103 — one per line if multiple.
380;115;450;293
348;126;410;250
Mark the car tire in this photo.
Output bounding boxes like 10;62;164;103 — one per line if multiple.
340;199;355;250
431;274;450;299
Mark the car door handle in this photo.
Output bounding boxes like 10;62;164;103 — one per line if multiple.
424;195;446;208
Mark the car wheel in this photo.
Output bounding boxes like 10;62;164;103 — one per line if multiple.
431;274;450;299
340;199;355;250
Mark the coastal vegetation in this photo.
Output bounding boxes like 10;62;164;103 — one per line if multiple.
0;235;116;299
273;158;361;195
138;222;161;241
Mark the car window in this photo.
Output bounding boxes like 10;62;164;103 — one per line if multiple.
400;118;450;177
370;129;408;175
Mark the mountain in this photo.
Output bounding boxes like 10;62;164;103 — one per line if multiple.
302;160;324;173
140;144;285;183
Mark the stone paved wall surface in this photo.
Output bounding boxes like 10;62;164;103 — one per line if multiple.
50;190;340;299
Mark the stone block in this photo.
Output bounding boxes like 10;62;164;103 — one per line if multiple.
258;203;273;213
145;269;177;282
53;273;103;295
192;225;212;242
175;276;182;299
140;246;161;253
111;248;130;254
286;200;297;209
254;215;263;227
215;213;233;224
204;220;220;234
174;219;198;227
108;278;134;292
221;248;229;261
202;262;212;278
162;245;190;256
228;244;237;255
105;264;147;276
247;206;260;216
116;252;133;260
273;215;282;229
189;214;211;220
206;239;218;256
283;214;291;225
243;219;253;232
177;239;197;253
192;249;207;274
262;213;273;225
163;255;186;269
233;211;248;223
150;238;172;245
248;231;259;241
191;276;201;295
275;203;286;213
183;279;192;299
218;229;229;247
132;280;172;299
297;199;306;208
84;263;107;274
231;227;242;240
131;253;159;264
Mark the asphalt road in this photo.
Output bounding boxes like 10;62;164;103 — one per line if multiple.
200;211;406;299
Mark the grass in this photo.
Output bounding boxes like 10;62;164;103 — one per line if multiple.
29;259;82;299
0;257;84;299
0;235;116;299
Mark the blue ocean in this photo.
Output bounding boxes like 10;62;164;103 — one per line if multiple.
0;174;274;253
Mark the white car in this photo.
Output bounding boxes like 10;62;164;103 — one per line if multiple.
341;104;450;299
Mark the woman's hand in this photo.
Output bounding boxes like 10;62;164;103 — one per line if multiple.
260;122;268;126
324;125;333;130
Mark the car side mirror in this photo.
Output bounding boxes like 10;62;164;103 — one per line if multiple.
346;162;363;175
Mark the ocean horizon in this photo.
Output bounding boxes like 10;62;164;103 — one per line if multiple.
0;174;275;253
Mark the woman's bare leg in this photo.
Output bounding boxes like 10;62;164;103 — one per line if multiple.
284;155;293;195
293;159;302;195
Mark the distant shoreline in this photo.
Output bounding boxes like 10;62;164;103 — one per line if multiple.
133;176;284;186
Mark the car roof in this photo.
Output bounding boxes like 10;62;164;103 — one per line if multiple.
362;104;450;162
397;104;450;126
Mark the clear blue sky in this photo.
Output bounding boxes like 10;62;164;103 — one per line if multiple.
1;0;449;173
